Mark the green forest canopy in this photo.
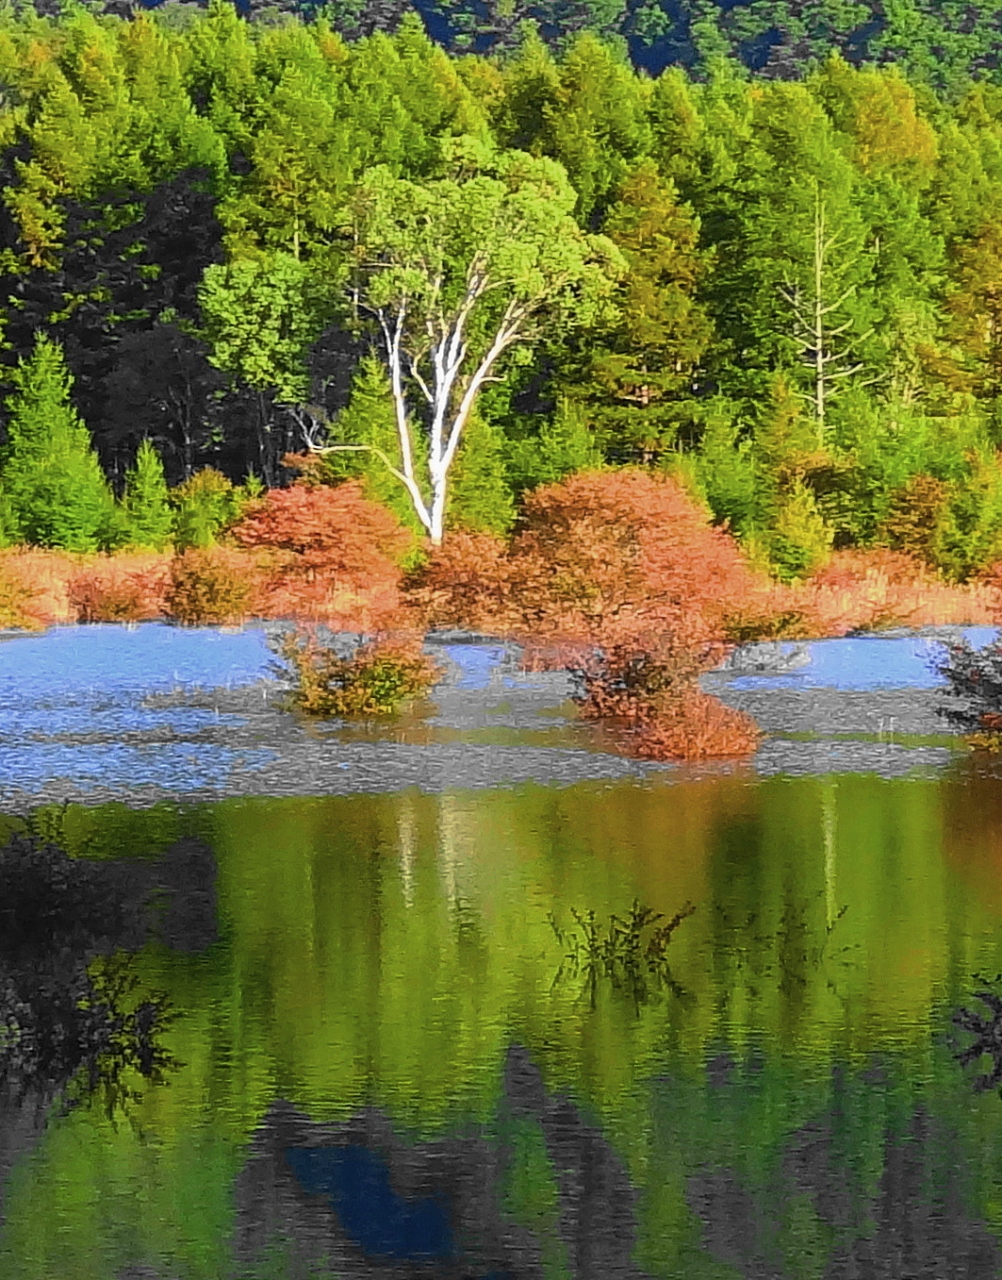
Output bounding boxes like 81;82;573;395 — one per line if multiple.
6;0;1002;573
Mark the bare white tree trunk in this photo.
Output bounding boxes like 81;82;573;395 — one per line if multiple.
310;262;527;544
781;184;871;448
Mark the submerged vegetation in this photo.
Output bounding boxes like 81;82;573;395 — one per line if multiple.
952;974;1002;1096
274;630;441;717
549;899;697;1006
935;636;1002;751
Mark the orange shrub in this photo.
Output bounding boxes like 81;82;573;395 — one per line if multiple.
632;690;762;762
570;639;761;762
230;482;412;629
405;531;514;633
408;469;768;763
972;561;1002;624
165;547;260;626
68;554;170;623
507;469;763;651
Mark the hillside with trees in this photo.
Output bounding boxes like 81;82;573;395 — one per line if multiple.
4;2;1002;616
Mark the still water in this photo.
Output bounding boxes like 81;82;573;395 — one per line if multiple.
4;766;1002;1278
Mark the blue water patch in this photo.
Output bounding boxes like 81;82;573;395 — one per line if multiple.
0;623;280;795
0;622;276;699
0;702;245;740
284;1145;455;1260
438;644;539;691
725;628;999;691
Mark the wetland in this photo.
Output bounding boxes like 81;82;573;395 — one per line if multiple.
3;624;1002;1279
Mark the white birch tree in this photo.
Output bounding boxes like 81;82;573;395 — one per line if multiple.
309;146;624;544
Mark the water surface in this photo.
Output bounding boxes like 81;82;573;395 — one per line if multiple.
3;767;1002;1277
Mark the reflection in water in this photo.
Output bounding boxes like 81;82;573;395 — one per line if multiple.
686;1061;1002;1279
5;776;1002;1276
235;1045;646;1279
0;830;213;1228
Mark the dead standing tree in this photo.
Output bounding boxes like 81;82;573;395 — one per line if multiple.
780;183;874;446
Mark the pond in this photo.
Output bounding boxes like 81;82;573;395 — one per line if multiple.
3;626;1002;1279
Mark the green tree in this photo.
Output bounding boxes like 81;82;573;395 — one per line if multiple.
170;467;249;550
546;31;651;225
767;476;834;582
0;334;115;552
701;80;876;440
314;353;428;536
563;159;711;463
446;410;515;535
326;144;624;543
503;396;602;495
198;250;338;483
123;438;174;550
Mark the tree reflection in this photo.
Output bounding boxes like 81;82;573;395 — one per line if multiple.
233;1044;649;1279
0;830;214;1120
951;974;1002;1096
682;1060;1002;1280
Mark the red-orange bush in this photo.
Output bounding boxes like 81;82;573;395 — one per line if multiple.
405;531;514;633
632;690;762;761
507;469;762;652
230;482;413;628
68;555;169;623
788;548;998;635
570;639;762;762
165;547;260;626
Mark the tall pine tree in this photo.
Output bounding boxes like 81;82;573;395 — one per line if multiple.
123;439;174;550
0;335;115;552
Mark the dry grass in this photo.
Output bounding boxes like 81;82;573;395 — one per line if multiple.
0;549;90;626
780;550;998;637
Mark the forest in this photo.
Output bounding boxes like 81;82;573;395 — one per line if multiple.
6;0;1002;583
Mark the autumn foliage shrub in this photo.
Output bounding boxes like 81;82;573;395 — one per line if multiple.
405;469;770;760
405;531;514;633
165;547;259;626
506;471;764;761
569;639;762;761
786;549;999;635
506;469;762;651
230;482;412;629
67;554;169;623
277;629;441;717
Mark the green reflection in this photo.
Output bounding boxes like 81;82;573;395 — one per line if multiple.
3;770;1002;1277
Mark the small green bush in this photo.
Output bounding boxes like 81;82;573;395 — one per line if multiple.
170;468;252;551
277;630;440;717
